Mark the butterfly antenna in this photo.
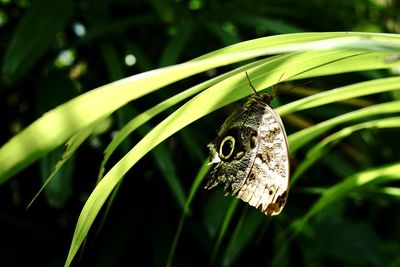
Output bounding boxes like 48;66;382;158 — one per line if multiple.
245;71;258;95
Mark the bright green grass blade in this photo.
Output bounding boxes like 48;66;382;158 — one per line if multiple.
277;76;400;116
193;32;400;61
367;187;400;200
166;161;211;267
64;49;400;266
291;116;400;185
2;32;400;184
291;162;400;235
288;100;400;154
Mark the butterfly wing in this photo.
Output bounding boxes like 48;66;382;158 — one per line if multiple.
205;93;290;216
235;104;290;215
205;104;261;193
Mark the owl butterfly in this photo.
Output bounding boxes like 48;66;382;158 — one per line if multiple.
205;72;290;216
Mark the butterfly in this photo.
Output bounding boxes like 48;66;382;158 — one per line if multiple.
205;72;290;215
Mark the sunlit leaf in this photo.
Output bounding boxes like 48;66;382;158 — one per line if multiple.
2;32;400;185
291;116;400;185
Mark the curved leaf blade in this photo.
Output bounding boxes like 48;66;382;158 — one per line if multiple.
291;116;400;185
2;32;400;183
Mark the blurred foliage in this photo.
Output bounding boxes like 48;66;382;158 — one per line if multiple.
0;0;400;267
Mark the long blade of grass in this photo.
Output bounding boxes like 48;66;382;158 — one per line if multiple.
2;32;400;183
366;187;400;200
277;76;400;116
291;116;400;185
288;100;400;153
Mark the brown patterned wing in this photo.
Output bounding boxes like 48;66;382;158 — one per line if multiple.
235;104;290;216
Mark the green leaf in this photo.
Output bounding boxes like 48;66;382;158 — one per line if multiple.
291;116;400;185
278;76;400;116
2;33;400;184
288;100;400;154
